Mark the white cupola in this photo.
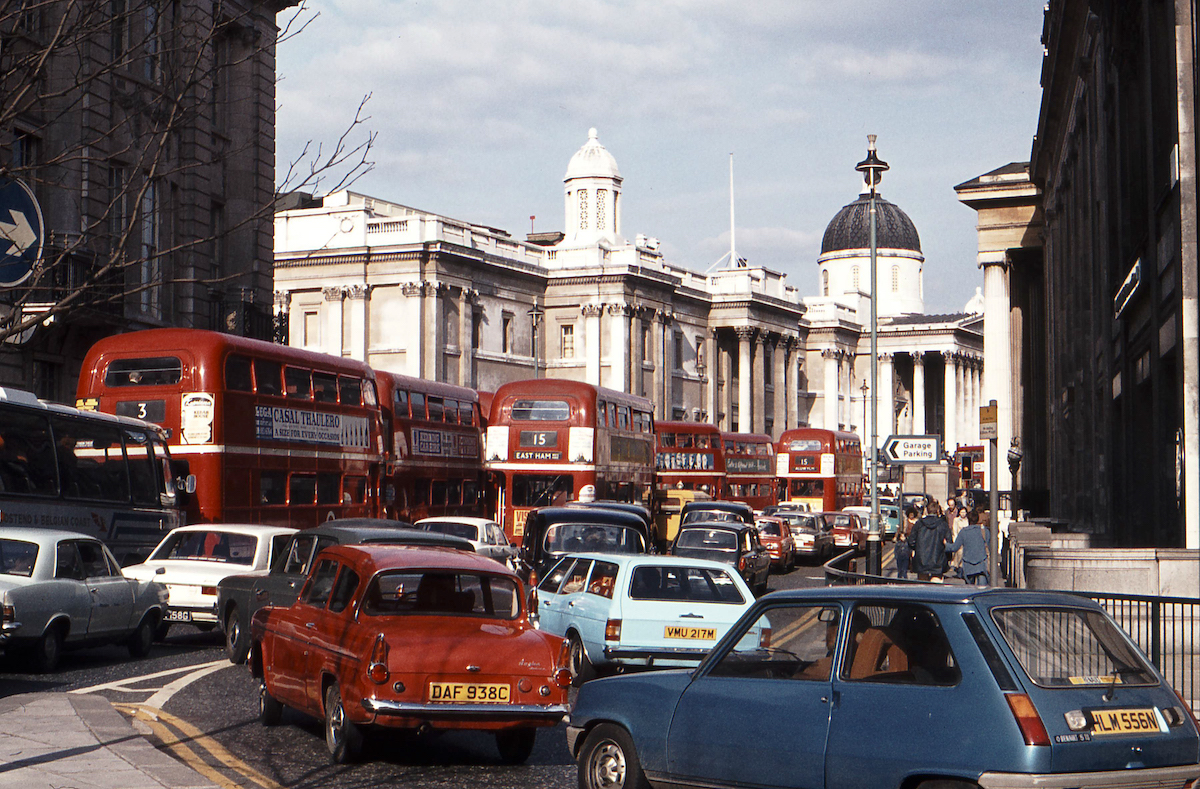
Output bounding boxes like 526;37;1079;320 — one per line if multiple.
564;128;623;245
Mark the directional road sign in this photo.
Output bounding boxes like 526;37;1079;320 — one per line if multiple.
0;177;44;288
883;434;942;464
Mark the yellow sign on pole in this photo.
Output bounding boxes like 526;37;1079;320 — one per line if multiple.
979;404;998;440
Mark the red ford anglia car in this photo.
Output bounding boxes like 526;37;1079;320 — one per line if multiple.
249;544;571;764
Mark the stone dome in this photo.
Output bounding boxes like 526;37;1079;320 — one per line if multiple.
564;128;621;181
820;193;921;254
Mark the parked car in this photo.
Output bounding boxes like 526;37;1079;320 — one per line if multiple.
519;507;650;583
753;516;796;571
250;543;570;764
567;586;1200;789
415;517;518;569
567;501;658;548
777;511;835;563
216;519;474;663
122;524;297;639
823;511;868;552
535;553;755;685
679;500;755;527
669;522;770;595
0;527;168;672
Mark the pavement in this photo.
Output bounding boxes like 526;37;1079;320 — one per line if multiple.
0;692;218;789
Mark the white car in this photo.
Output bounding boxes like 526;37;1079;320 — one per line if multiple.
414;517;519;568
122;524;296;637
0;527;168;672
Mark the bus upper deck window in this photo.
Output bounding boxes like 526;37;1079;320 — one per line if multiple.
363;381;378;407
395;389;409;418
225;356;252;392
313;372;338;403
444;400;459;424
661;433;675;448
459;402;475;426
104;357;182;387
426;397;444;422
285;367;311;399
410;392;426;419
510;399;570;421
339;377;362;406
254;360;282;396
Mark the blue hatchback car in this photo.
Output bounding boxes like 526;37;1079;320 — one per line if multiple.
567;586;1200;789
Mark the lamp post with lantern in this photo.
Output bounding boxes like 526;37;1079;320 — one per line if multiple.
856;135;889;577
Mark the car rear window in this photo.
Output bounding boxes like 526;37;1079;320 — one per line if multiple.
757;522;783;537
991;606;1157;688
151;531;258;565
420;521;479;541
628;566;744;604
676;529;736;551
543;523;644;554
363;571;519;619
0;539;38;576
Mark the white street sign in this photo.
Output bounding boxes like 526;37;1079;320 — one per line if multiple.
883;434;941;464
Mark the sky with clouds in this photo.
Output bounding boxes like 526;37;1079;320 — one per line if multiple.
275;1;1047;314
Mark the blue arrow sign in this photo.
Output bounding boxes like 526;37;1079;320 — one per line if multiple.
0;177;44;288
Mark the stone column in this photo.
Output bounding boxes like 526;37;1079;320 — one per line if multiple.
423;282;444;381
751;334;767;434
275;290;291;346
322;286;345;358
458;288;475;388
720;333;734;430
912;352;926;434
772;336;785;435
784;337;798;430
632;308;645;397
705;329;718;423
982;253;1013;488
583;303;603;386
661;311;674;419
943;351;958;454
344;285;368;363
823;348;839;431
878;353;895;448
608;302;630;392
401;282;424;377
737;328;754;433
843;351;855;430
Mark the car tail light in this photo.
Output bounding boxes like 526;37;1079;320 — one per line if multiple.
528;588;539;618
553;668;572;689
1005;693;1050;746
1;604;13;624
759;627;772;648
605;619;622;641
1171;687;1200;731
528;570;539;589
557;637;571;670
366;634;389;684
201;586;217;596
738;556;746;572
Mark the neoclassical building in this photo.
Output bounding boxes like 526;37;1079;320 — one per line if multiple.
273;130;986;453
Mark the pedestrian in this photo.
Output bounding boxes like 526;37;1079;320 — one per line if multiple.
907;500;951;581
894;507;916;579
948;505;969;578
946;509;991;585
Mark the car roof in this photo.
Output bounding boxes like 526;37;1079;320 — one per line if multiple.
308;520;475;551
415;517;498;528
162;524;298;537
678;521;754;534
0;527;101;544
528;506;647;528
319;543;518;577
681;501;754;515
556;552;755;574
758;585;1102;609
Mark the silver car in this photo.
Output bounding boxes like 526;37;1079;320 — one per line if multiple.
415;517;519;569
0;527;168;672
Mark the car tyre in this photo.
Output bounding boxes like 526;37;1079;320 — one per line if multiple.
224;606;249;664
27;624;63;673
324;682;363;764
568;633;595;687
154;621;171;642
127;615;156;658
259;680;283;727
578;723;649;789
495;727;537;764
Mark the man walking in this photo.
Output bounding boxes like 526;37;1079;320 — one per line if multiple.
946;509;991;585
907;500;951;581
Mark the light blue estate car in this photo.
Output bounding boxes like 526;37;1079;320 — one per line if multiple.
535;553;755;685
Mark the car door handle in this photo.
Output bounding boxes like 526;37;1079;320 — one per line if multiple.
305;622;316;629
567;601;576;608
679;613;704;619
255;589;268;600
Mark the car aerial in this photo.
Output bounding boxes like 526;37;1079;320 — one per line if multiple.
534;553;755;685
216;518;474;663
249;543;570;765
519;506;651;584
122;524;297;639
753;516;796;572
679;500;755;527
0;527;168;672
778;511;835;563
822;510;868;552
414;517;518;569
567;586;1200;789
669;521;770;595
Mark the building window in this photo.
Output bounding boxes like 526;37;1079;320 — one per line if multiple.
472;313;482;350
109;164;129;255
502;313;513;354
561;324;575;358
673;331;683;370
695;335;705;371
140;180;160;316
111;0;130;62
303;311;319;348
578;189;588;230
143;2;161;83
642;325;650;363
597;189;607;231
852;266;860;290
892;265;900;292
822;269;829;296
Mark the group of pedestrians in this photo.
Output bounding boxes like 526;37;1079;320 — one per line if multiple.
893;496;992;584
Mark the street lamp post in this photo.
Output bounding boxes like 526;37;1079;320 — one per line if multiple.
856;135;888;577
528;303;544;378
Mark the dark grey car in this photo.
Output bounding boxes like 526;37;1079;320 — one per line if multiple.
215;518;473;663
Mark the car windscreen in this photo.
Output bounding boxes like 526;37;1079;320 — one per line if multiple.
151;531;258;565
362;570;519;619
783;514;819;532
628;565;744;604
0;539;38;577
675;529;737;551
543;523;644;554
991;606;1157;688
419;521;479;541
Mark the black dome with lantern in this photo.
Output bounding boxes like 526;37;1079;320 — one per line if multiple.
820;194;922;254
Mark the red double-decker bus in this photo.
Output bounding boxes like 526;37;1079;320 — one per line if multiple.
376;371;484;523
485;379;656;540
720;432;778;510
776;427;863;512
76;329;383;528
655;421;725;495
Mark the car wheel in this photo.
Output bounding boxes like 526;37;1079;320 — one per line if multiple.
154;621;171;642
579;723;649;789
568;633;595;687
495;727;536;764
27;624;63;673
127;615;155;658
194;623;217;633
259;678;284;727
225;606;249;664
324;682;363;764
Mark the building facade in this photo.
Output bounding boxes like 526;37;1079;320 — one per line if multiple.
0;0;290;401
